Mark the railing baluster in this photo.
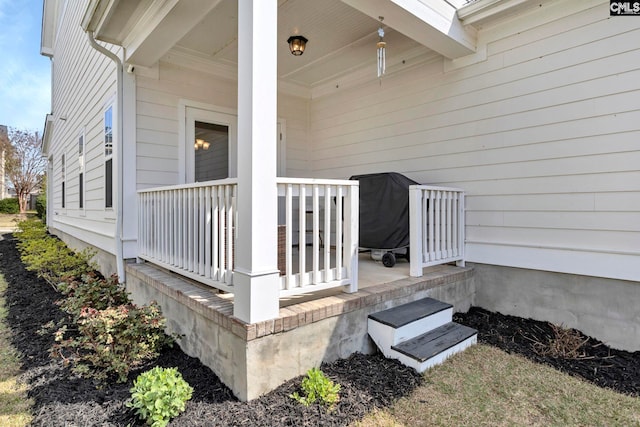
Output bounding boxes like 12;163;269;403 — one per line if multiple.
298;185;306;288
226;185;234;285
285;183;293;290
323;184;331;282
212;186;219;280
335;186;343;280
312;185;320;284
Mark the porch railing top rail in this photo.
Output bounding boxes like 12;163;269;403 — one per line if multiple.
409;184;465;193
276;177;357;186
137;178;239;194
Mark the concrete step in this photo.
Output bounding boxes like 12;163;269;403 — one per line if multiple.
367;297;453;349
391;322;477;372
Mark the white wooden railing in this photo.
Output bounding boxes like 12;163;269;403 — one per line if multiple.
138;178;359;297
138;179;238;293
277;178;359;297
409;185;465;277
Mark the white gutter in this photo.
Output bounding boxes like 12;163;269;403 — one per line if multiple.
85;31;126;283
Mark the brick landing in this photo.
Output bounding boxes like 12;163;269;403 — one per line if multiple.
126;262;474;341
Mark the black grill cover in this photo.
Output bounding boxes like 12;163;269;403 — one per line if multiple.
350;172;418;250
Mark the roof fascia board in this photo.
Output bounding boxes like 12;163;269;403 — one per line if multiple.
341;0;476;59
123;0;222;68
41;0;57;57
42;114;54;156
457;0;534;25
81;0;116;33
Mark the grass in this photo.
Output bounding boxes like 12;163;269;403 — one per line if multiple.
0;213;36;229
0;273;32;427
354;344;640;427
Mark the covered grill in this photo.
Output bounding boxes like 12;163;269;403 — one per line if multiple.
349;172;418;267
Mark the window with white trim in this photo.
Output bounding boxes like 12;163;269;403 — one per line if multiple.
104;106;113;208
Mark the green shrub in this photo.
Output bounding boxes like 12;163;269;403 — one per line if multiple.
19;237;96;285
0;198;19;214
53;302;174;382
127;366;193;427
35;193;46;219
57;273;129;320
16;219;96;284
290;367;341;409
15;218;47;242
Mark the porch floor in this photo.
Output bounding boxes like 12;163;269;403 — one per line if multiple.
126;255;474;342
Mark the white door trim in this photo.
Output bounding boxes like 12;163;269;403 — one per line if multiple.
178;99;286;183
178;100;238;184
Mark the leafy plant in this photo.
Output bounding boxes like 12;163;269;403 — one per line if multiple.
0;197;19;214
127;366;193;427
290;367;341;409
35;193;46;219
56;273;129;320
52;303;174;382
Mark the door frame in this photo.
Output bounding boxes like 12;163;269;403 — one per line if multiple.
179;100;238;184
178;99;286;183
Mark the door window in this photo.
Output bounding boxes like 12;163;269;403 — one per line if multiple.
194;121;229;182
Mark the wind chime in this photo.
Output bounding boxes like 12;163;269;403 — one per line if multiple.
377;16;386;79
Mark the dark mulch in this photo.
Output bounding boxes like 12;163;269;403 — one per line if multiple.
454;307;640;397
0;234;422;426
3;231;639;426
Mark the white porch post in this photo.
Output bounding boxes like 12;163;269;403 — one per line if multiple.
233;0;280;323
409;186;424;277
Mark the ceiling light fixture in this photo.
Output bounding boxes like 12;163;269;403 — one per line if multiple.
287;35;308;56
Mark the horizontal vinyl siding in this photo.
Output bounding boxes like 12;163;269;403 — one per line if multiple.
308;0;640;281
135;62;309;188
48;0;118;254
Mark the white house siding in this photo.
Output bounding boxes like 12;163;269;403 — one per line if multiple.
308;0;639;282
47;1;119;256
135;61;309;190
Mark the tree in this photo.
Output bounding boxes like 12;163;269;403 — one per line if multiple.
3;128;46;213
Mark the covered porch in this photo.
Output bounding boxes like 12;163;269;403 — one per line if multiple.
84;0;477;400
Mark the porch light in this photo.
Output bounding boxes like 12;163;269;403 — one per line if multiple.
287;35;308;56
194;138;210;150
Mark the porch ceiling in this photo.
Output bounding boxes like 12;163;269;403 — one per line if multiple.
173;0;431;89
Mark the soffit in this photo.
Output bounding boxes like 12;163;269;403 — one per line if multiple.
173;0;431;88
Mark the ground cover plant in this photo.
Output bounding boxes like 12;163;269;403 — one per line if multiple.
128;366;193;427
290;367;341;409
15;219;175;383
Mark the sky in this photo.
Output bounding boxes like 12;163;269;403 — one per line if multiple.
0;1;51;133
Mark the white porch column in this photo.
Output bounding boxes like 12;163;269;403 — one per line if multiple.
234;0;280;324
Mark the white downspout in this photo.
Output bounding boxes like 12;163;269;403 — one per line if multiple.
85;31;126;282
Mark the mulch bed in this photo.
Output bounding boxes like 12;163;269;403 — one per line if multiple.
1;234;422;426
2;231;639;426
454;308;640;397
